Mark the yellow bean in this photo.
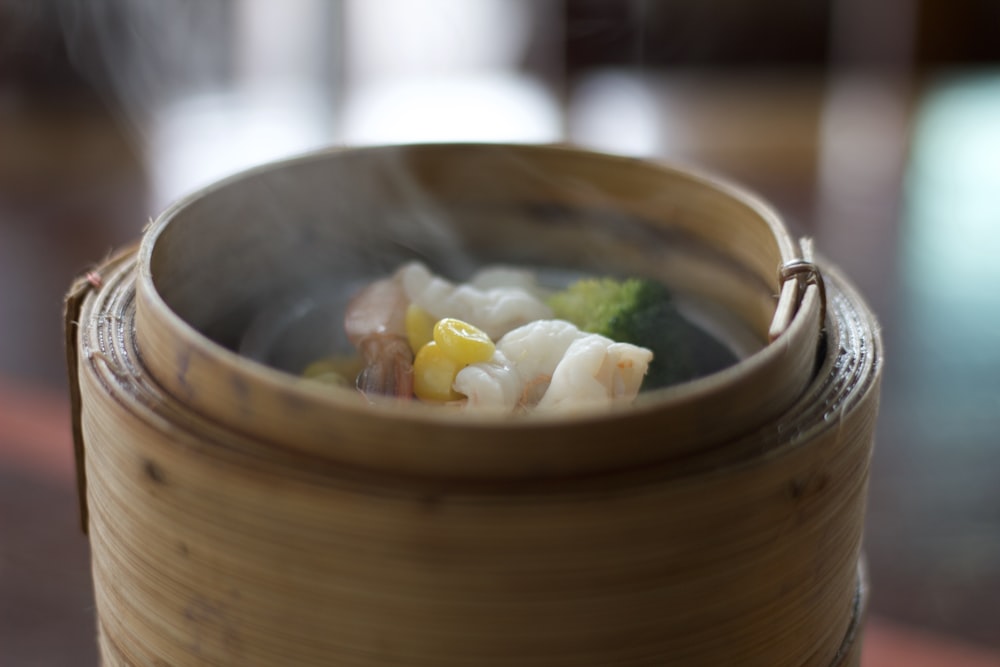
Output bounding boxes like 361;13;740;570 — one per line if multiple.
413;342;462;402
405;304;435;354
433;317;495;365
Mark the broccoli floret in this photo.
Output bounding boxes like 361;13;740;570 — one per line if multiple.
547;277;691;389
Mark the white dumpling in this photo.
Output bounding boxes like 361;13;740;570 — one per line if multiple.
400;262;552;340
453;319;652;413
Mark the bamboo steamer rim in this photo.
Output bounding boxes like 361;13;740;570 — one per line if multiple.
132;143;825;477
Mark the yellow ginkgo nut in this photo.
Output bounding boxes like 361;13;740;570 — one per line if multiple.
433;317;496;365
405;304;435;355
413;342;462;402
301;356;357;387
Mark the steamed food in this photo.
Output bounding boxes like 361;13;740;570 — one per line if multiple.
548;277;683;389
311;261;687;414
400;262;551;340
454;319;652;413
413;317;497;402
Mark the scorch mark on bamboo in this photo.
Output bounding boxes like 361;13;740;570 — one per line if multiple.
183;595;243;659
175;348;194;398
143;460;166;484
788;472;830;501
229;373;254;418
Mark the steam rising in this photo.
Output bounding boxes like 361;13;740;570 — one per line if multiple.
53;1;229;132
39;0;571;205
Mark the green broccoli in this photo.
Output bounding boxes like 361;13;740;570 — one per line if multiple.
547;277;692;390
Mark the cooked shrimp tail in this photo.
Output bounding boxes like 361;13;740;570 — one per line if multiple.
344;275;409;344
343;271;414;398
355;333;414;399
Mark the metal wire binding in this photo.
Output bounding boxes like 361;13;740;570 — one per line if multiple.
779;243;827;331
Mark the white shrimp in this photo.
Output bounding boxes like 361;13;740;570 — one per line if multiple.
450;350;522;413
468;266;546;294
399;262;552;341
453;319;652;413
537;337;652;413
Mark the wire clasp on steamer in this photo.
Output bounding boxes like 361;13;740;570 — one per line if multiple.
769;238;827;341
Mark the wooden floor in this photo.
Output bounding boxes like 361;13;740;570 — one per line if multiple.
2;71;999;664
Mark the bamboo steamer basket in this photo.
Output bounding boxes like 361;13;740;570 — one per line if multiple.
65;144;882;666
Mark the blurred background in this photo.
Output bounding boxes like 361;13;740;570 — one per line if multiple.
2;0;999;664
